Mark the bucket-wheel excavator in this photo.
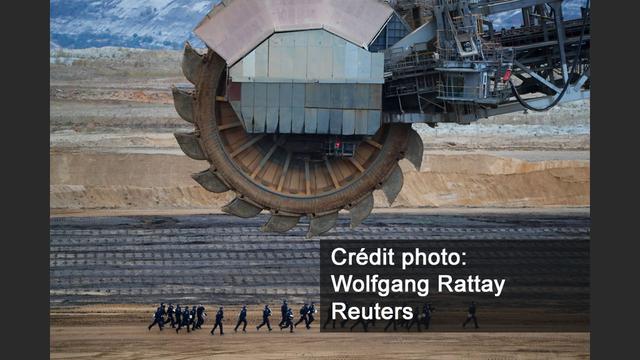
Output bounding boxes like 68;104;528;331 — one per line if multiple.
172;0;590;237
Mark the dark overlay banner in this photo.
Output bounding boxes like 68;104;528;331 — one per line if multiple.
319;239;589;332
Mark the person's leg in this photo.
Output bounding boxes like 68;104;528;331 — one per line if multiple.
473;315;478;329
242;319;247;331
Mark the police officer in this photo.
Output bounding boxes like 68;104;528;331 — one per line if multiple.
323;305;336;330
148;305;165;331
365;302;377;329
406;305;423;332
350;316;368;332
462;301;479;329
234;305;248;333
176;306;191;333
211;306;224;335
175;304;182;328
280;307;295;333
306;303;317;329
189;305;197;330
165;303;176;328
294;303;309;328
340;302;350;328
384;317;398;332
278;300;288;328
195;304;206;330
423;303;434;330
256;304;272;331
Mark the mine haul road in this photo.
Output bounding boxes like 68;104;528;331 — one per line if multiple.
50;210;590;359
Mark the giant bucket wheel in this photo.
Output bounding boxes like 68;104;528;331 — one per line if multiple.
173;44;423;237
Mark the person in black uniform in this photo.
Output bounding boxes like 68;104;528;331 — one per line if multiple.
148;305;165;331
339;302;350;328
350;316;368;332
195;304;206;330
175;304;182;328
211;306;224;335
234;305;248;333
462;301;479;329
165;304;176;328
406;305;423;332
176;306;191;333
306;303;317;329
294;303;309;328
280;307;295;333
189;306;197;330
256;304;272;331
384;317;398;332
321;301;350;329
423;303;434;330
323;304;336;330
278;300;288;328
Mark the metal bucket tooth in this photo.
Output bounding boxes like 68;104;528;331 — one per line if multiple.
192;168;229;193
182;42;204;84
222;197;263;218
172;86;195;124
405;127;424;170
349;193;374;229
380;164;404;205
307;212;338;238
262;213;300;233
174;132;207;160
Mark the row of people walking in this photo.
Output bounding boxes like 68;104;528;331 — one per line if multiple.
149;301;478;334
147;301;317;335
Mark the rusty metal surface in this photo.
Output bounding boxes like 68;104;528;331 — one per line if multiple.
195;0;394;65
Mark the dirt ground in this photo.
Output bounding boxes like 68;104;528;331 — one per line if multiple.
50;305;589;359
